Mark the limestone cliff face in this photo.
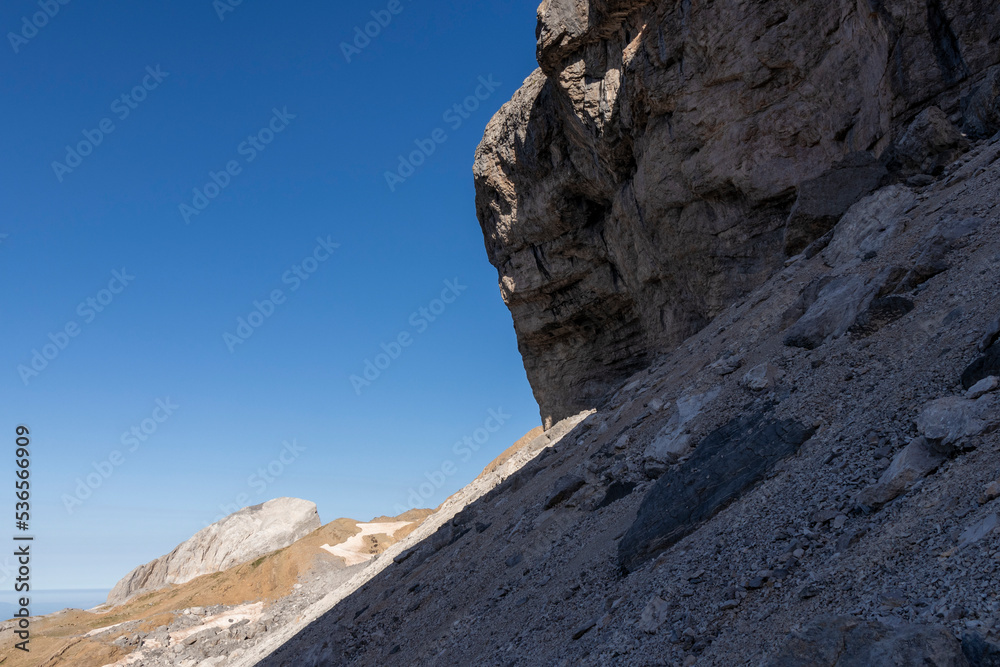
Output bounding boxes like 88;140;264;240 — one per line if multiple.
107;498;321;606
474;0;1000;426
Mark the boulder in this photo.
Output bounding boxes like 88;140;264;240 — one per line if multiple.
784;276;873;350
107;498;321;606
620;407;815;572
848;296;915;337
891;106;969;176
856;437;947;509
916;395;1000;453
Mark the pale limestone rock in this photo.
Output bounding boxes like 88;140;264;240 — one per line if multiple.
107;498;320;606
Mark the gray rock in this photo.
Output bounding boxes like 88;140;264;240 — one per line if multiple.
620;408;815;572
784;276;873;350
958;513;999;548
822;185;915;268
856;438;947;509
966;376;999;400
963;344;1000;390
473;0;1000;426
544;475;586;509
891;106;969;176
639;596;670;634
107;498;321;606
916;395;1000;452
964;65;1000;140
741;363;780;392
784;152;888;255
765;616;970;666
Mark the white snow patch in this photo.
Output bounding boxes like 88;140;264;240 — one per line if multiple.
320;521;412;566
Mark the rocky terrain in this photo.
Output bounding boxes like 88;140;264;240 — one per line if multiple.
0;507;431;666
241;118;1000;666
474;0;1000;426
10;2;1000;665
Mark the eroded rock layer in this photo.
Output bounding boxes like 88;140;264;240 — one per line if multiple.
474;0;1000;425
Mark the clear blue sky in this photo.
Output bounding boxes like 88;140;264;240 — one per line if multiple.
0;0;542;591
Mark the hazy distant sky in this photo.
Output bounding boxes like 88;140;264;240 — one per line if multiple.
1;0;541;590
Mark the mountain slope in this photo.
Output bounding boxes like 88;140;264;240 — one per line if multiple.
0;512;430;667
251;134;1000;665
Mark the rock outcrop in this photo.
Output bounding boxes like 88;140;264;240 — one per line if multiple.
106;498;321;606
245;130;1000;665
475;0;1000;426
619;408;816;572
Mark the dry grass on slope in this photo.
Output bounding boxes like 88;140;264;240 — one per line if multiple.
476;426;545;481
0;513;431;667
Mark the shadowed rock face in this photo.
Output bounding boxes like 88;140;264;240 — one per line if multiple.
474;0;1000;426
618;406;815;573
764;616;972;666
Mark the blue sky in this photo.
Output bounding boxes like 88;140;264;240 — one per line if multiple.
0;0;542;591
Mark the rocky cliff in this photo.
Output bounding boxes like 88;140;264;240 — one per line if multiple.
106;497;321;606
474;0;1000;426
243;127;1000;667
